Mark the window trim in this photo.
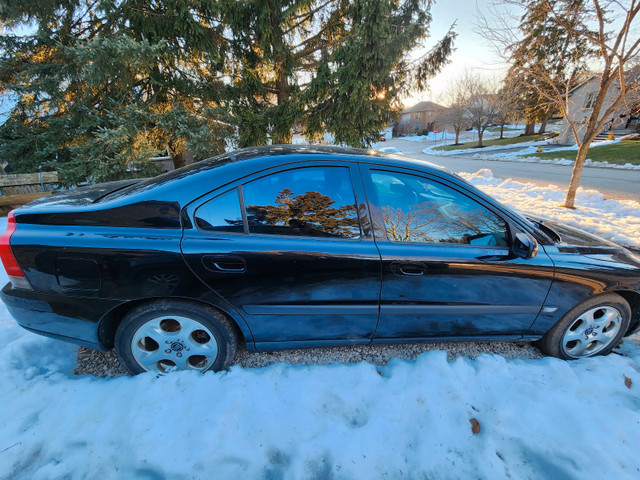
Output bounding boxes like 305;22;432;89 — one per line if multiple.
238;185;249;235
363;166;512;249
192;163;367;242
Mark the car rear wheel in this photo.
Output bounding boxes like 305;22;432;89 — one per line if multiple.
538;293;631;359
114;300;237;374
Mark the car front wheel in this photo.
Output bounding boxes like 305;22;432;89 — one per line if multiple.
115;300;237;374
539;293;631;359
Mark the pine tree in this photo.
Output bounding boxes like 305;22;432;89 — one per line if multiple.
219;0;455;147
0;1;455;184
506;0;591;136
0;1;231;185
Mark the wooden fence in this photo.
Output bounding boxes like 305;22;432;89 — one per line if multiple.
0;171;59;213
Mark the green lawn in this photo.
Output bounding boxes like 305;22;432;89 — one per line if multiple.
433;133;549;151
523;140;640;165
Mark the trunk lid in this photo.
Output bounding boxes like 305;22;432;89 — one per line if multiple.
17;179;141;210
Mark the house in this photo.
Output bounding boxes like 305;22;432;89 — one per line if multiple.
557;72;640;144
396;101;449;135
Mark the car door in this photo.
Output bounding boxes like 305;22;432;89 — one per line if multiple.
180;162;382;348
361;165;555;340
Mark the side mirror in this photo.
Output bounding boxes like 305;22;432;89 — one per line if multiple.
513;232;538;259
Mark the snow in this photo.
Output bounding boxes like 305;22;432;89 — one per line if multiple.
422;138;549;156
1;173;640;479
463;169;640;247
375;146;402;153
487;153;640;171
399;131;457;142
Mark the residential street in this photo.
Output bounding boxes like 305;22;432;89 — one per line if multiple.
385;138;640;203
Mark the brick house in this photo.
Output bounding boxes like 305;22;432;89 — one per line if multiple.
395;101;449;135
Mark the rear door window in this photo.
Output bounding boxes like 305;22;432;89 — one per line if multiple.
242;166;361;239
194;188;244;233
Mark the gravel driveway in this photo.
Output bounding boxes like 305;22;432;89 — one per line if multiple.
74;341;547;377
74;334;640;377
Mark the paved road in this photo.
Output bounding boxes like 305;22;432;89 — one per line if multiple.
384;139;640;203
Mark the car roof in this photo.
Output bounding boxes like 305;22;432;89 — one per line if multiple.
102;144;453;203
232;144;450;173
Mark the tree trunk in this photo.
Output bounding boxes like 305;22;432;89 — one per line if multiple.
538;115;550;135
563;142;590;208
524;122;536;136
477;128;484;147
173;152;186;169
272;59;293;144
499;124;505;139
455;128;460;144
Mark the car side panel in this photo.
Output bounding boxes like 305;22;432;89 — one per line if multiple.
181;234;381;344
530;246;640;334
359;164;556;339
8;223;255;347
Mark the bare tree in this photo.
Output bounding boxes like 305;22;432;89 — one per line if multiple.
440;70;499;147
463;73;499;148
479;0;640;208
493;81;521;138
439;74;472;145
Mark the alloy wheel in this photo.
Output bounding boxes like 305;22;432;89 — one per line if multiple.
131;315;219;372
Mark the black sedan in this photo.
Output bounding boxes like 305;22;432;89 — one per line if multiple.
1;145;639;374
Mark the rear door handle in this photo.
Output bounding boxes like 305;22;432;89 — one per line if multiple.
202;255;246;273
390;261;426;276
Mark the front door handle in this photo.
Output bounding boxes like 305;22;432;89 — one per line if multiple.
390;261;426;276
202;255;246;273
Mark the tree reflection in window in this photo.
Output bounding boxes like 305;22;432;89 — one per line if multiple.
244;167;361;239
371;171;508;246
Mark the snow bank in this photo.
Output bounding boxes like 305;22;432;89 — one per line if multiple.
1;286;639;479
1;181;640;479
375;146;402;154
516;155;640;171
400;131;456;142
423;138;549;157
463;169;640;247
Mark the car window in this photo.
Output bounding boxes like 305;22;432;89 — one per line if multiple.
243;166;361;239
194;188;244;233
370;170;508;246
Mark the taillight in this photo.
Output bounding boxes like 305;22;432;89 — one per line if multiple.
0;211;31;290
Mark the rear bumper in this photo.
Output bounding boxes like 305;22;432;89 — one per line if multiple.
1;282;110;350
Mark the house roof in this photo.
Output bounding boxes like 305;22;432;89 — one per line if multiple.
402;101;445;114
568;67;640;96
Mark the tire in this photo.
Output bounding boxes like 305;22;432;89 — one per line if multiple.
114;300;237;374
538;293;631;359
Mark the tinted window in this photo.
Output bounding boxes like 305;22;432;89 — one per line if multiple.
370;171;508;246
195;188;244;233
243;167;361;239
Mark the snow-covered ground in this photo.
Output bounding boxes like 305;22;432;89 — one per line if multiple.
398;125;527;147
464;169;640;247
397;131;457;143
1;174;640;479
421;137;551;157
